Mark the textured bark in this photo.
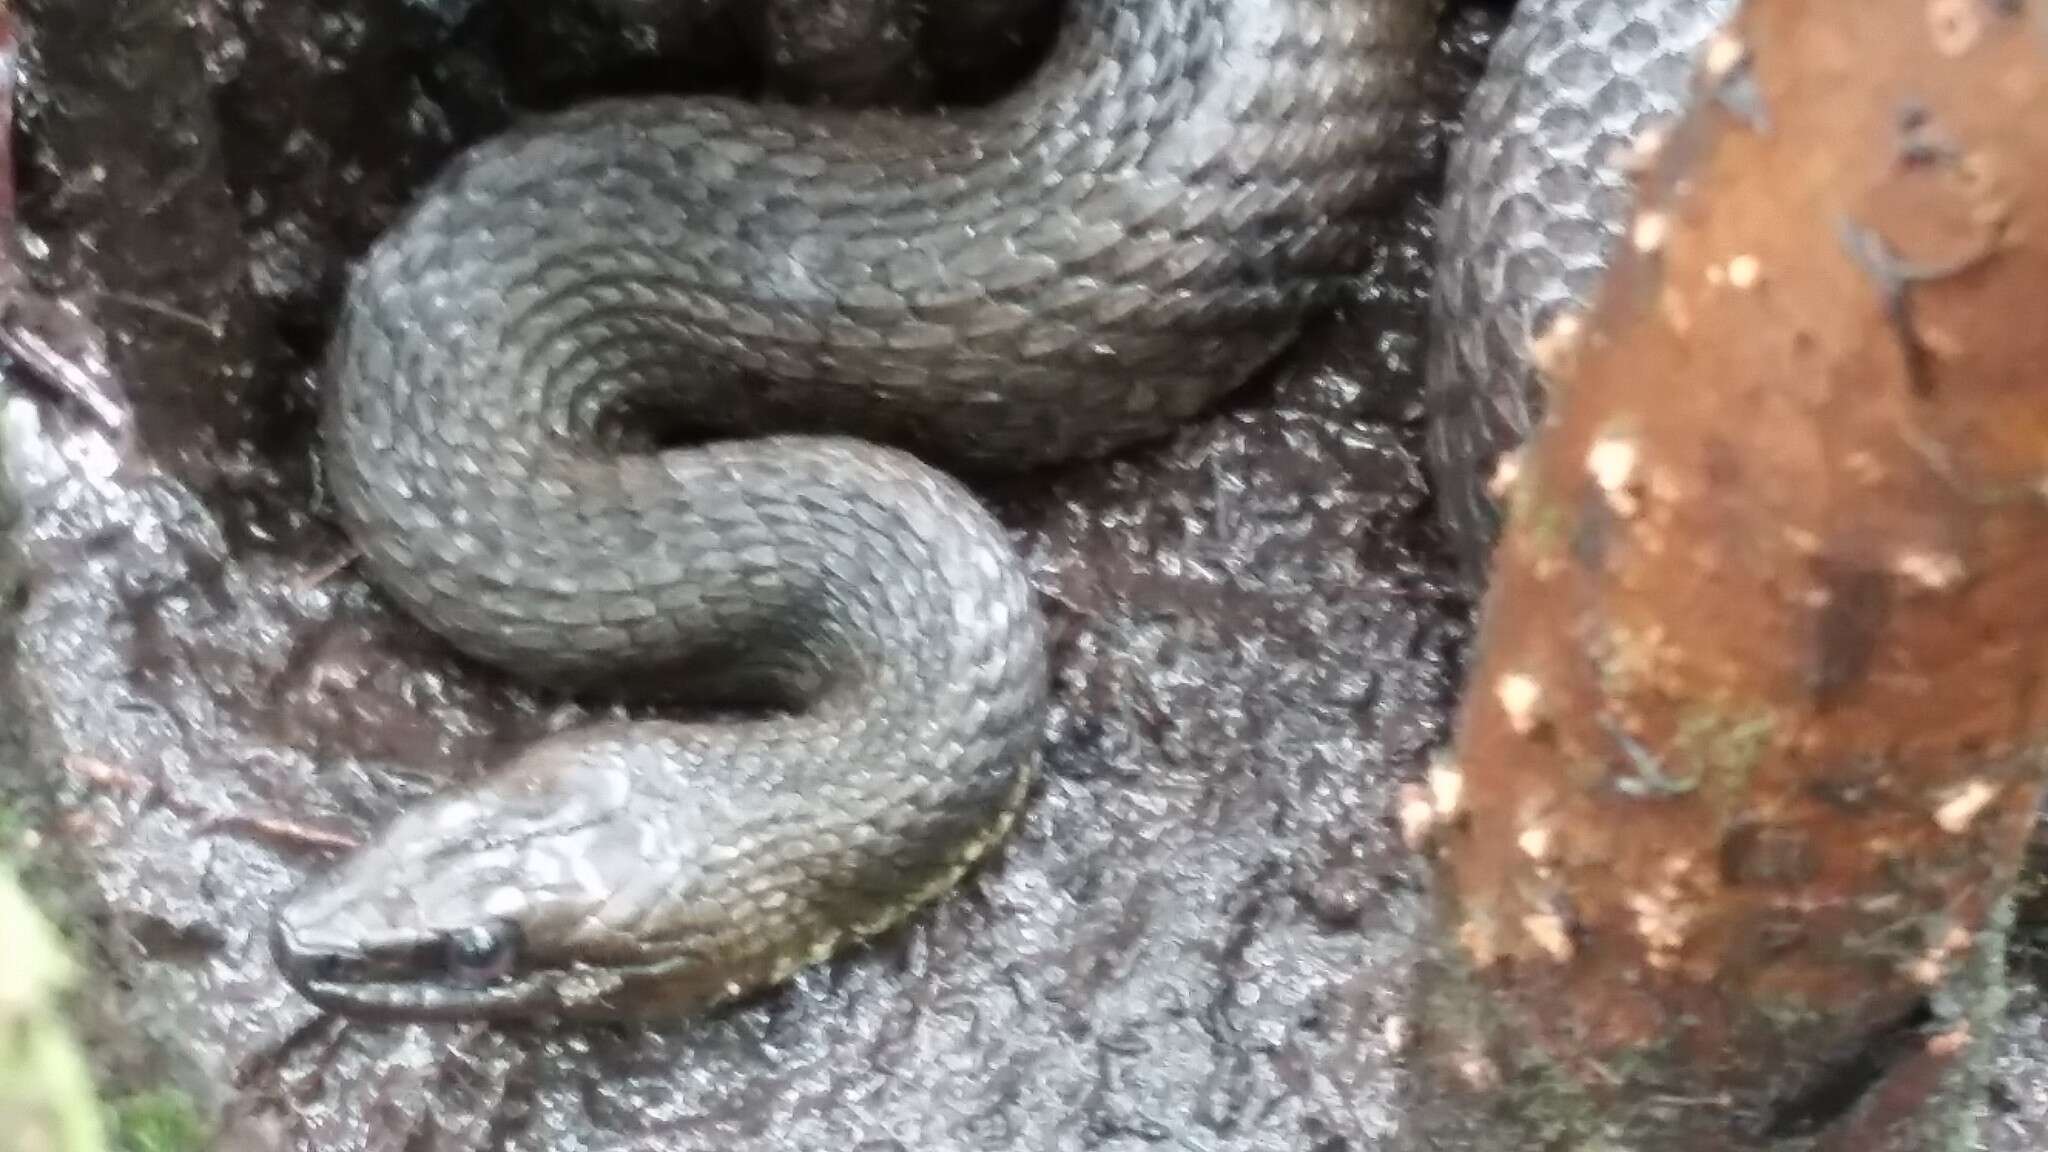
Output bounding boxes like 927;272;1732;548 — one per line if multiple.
1405;1;2048;1149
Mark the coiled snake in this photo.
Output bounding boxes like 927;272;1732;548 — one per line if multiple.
272;0;1729;1020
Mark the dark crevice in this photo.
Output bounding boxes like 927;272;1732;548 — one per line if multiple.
1759;999;1937;1139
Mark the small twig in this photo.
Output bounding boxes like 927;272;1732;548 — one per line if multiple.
295;547;361;590
89;289;223;338
203;812;362;854
1651;1094;1738;1109
1033;580;1094;621
64;753;154;797
1599;714;1701;798
70;751;363;856
0;311;129;432
134;153;209;221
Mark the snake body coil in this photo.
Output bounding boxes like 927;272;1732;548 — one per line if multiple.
271;0;1437;1020
1423;0;1735;579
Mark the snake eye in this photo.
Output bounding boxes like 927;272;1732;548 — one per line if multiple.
444;921;520;985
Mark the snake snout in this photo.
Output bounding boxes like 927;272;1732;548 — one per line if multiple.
271;912;351;989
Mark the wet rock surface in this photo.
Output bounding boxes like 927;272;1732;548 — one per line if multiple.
0;1;2042;1150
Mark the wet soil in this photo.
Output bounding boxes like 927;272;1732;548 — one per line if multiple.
0;1;2044;1150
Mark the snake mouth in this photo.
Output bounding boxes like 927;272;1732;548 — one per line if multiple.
289;973;561;1021
270;917;625;1021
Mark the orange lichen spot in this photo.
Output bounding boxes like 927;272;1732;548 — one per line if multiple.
1628;886;1692;970
1495;673;1547;736
1528;312;1584;379
1703;31;1748;81
1587;434;1643;517
1397;783;1438;851
1429;758;1466;820
1620;124;1670;175
1522;909;1574;963
1487;449;1524;500
1926;1025;1972;1057
1933;778;1999;833
1460;915;1502;971
1633;211;1671;255
1893;549;1966;591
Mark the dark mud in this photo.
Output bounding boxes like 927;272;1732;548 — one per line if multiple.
0;2;2043;1150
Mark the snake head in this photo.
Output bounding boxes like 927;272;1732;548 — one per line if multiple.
271;724;797;1021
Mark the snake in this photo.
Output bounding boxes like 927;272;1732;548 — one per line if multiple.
269;0;1438;1020
269;0;1728;1021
